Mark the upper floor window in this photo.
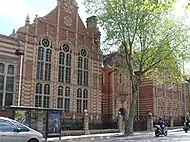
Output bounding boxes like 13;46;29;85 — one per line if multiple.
58;43;72;84
77;49;89;86
7;65;14;75
36;38;52;81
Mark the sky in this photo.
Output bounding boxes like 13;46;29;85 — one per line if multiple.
0;0;189;73
0;0;90;35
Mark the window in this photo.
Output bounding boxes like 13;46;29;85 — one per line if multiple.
0;75;4;91
6;77;14;92
83;89;88;110
0;63;5;73
13;121;29;132
35;83;50;108
0;63;15;107
0;119;16;132
76;88;88;113
65;67;71;83
57;86;70;112
77;49;89;86
5;93;13;106
45;63;51;80
77;70;83;85
58;44;72;83
36;38;52;81
57;86;64;108
7;65;14;75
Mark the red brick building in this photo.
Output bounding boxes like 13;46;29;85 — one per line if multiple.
102;53;185;122
0;0;102;121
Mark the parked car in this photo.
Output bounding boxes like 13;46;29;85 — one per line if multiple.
0;117;45;142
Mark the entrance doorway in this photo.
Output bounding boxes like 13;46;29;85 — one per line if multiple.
119;108;127;121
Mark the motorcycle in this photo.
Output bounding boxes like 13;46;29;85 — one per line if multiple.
155;124;167;137
183;121;190;133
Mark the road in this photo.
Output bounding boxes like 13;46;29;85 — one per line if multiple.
91;131;190;142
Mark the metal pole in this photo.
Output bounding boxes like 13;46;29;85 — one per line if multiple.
184;80;188;116
18;55;23;106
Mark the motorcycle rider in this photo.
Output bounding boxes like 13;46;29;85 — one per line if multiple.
157;117;167;130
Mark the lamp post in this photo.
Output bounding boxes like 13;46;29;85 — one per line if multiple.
15;49;24;106
184;78;190;119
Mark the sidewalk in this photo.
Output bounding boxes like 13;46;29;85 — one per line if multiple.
47;127;183;142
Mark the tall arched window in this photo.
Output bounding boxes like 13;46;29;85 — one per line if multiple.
35;83;42;107
77;49;89;86
43;84;50;108
64;87;70;112
57;86;64;108
35;83;50;108
36;38;52;81
58;44;72;84
57;86;71;112
77;57;83;85
76;88;88;113
83;89;88;110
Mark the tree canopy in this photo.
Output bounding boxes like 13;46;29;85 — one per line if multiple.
84;0;190;82
84;0;190;134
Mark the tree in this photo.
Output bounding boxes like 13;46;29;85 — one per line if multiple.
84;0;190;135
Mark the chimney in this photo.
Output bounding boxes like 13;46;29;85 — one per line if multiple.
86;16;98;29
86;16;101;41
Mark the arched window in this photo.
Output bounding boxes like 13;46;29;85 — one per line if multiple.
35;83;42;107
64;87;70;112
36;38;52;81
7;65;14;75
77;88;88;113
58;86;64;96
37;47;44;61
43;84;50;108
78;57;83;69
77;49;89;86
77;88;82;98
44;84;50;94
84;58;88;70
57;86;70;112
57;86;64;109
46;49;52;62
36;83;42;94
83;89;88;110
66;54;71;66
65;87;70;97
35;83;50;108
59;52;65;65
58;43;72;84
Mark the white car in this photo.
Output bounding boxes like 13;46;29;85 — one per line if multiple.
0;117;45;142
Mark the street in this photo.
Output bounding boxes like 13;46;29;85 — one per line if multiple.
91;131;190;142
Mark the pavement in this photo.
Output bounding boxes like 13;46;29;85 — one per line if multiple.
92;129;190;142
47;127;183;142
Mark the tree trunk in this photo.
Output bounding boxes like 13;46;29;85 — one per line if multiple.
125;83;139;135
